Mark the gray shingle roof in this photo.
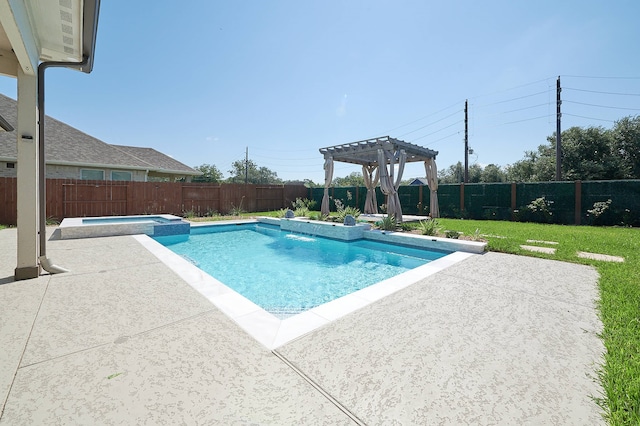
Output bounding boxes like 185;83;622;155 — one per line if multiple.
0;94;198;175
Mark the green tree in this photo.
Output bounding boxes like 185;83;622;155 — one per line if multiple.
480;164;506;182
438;162;464;183
556;126;624;180
332;172;365;187
612;115;640;178
192;163;223;183
227;159;283;184
505;147;555;182
438;162;483;183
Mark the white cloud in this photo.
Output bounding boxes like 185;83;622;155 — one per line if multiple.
336;94;348;117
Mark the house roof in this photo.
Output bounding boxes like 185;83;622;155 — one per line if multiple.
409;178;429;185
0;94;199;176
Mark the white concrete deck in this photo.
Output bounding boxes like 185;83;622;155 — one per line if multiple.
0;227;605;424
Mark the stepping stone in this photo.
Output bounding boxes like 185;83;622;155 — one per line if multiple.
526;239;559;245
577;251;624;263
520;245;556;254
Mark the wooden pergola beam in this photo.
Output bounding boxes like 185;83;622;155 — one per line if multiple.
319;136;438;166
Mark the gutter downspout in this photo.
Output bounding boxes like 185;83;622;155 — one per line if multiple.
37;57;89;274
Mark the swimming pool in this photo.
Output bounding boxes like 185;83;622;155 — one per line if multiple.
137;218;483;348
154;223;449;317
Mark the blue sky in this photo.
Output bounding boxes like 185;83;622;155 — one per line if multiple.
1;0;639;183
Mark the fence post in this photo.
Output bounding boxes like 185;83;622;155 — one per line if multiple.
511;182;517;220
460;183;465;212
575;180;582;225
418;185;423;215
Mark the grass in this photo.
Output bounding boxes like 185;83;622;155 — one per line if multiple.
438;218;640;425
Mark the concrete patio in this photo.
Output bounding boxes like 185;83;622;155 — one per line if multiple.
0;227;605;425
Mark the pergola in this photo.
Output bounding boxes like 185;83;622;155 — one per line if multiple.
1;0;100;279
319;136;439;222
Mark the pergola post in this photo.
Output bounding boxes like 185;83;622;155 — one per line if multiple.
14;69;40;279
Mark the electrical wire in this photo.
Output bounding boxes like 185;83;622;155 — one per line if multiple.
564;87;640;97
563;113;616;123
474;90;550;108
413;129;461;144
397;110;463;138
371;100;463;137
563;100;640;111
562;75;640;80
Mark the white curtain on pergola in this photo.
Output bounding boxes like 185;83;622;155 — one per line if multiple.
321;156;334;216
378;149;406;222
362;164;379;214
424;158;440;218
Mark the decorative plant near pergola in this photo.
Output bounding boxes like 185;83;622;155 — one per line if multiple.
319;136;439;222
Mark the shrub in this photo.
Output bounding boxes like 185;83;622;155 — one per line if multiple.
229;197;246;216
294;207;310;217
587;199;612;226
417;218;441;236
291;197;317;211
333;197;361;222
445;230;461;239
378;215;397;231
515;197;554;224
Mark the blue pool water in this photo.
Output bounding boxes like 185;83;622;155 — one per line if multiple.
155;223;449;315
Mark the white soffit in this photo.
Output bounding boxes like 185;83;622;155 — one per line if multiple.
27;0;83;63
0;0;84;77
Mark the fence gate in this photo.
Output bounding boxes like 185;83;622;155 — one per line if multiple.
63;181;128;218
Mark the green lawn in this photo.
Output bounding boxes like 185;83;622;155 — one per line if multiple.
437;219;639;425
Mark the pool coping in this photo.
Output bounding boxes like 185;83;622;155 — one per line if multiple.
136;220;478;349
59;214;188;239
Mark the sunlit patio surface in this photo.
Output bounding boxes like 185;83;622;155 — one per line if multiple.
0;227;604;425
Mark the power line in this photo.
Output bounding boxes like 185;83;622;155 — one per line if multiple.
563;113;616;123
372;100;463;137
501;114;552;126
562;74;640;80
469;77;554;100
407;120;463;141
397;110;463;138
564;87;640;97
563;100;640;111
474;90;550;108
413;128;462;143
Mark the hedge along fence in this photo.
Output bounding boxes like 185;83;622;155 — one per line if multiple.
0;178;309;226
309;180;640;226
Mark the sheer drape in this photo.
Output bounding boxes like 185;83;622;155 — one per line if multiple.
321;156;334;216
378;149;406;222
424;158;439;218
362;164;379;214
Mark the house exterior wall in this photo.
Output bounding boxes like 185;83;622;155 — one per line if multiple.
0;161;17;177
0;162;148;181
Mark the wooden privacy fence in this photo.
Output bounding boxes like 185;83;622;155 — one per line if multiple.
0;178;309;226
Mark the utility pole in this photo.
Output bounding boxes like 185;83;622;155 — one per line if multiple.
556;76;562;181
464;99;469;183
245;146;249;184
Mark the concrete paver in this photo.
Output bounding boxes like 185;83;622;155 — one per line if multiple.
577;251;624;263
0;228;605;424
277;252;603;425
520;244;557;255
